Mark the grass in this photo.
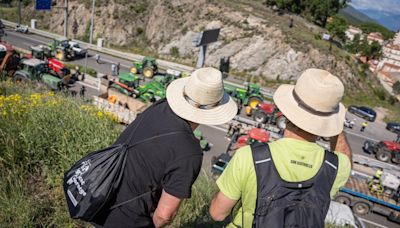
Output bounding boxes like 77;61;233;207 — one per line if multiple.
0;80;223;227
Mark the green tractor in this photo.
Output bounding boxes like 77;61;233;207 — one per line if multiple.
135;81;166;103
193;129;211;151
48;37;74;61
110;72;166;103
12;59;67;90
118;72;140;89
224;83;264;112
130;56;158;79
30;45;52;60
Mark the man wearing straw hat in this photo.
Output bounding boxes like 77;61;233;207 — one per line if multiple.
92;67;237;228
210;68;352;227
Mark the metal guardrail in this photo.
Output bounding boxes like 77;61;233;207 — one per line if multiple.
2;19;274;98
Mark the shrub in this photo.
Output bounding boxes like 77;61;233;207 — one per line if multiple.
170;46;180;58
0;81;120;226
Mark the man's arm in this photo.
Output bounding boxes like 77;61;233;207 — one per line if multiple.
153;190;183;228
209;191;238;221
330;132;352;162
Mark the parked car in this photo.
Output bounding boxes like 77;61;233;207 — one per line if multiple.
386;122;400;134
15;24;28;34
348;106;376;122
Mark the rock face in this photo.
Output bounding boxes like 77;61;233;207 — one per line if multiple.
26;0;357;86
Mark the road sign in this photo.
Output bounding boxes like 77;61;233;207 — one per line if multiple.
194;28;220;47
35;0;52;11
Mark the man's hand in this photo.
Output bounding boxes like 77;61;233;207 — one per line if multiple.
209;191;238;222
330;132;352;162
153;190;182;228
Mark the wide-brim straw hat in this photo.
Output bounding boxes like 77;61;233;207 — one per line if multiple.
166;67;237;125
273;68;346;137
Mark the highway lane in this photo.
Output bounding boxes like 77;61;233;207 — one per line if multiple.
3;29;135;75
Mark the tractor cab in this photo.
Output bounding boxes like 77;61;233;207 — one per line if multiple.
50;37;73;61
19;59;49;80
13;59;65;90
247;83;260;95
30;45;52;60
118;72;140;88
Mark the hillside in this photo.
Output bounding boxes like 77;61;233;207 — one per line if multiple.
9;0;361;89
338;5;376;25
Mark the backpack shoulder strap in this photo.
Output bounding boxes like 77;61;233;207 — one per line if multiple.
314;150;339;195
126;131;189;149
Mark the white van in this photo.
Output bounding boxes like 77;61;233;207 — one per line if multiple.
325;201;365;228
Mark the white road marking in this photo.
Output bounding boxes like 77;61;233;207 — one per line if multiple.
76;81;99;90
358;217;388;228
205;125;227;132
344;130;379;142
97;57;131;68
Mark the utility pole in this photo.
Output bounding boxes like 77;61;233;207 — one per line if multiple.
89;0;96;44
64;0;69;37
18;0;22;26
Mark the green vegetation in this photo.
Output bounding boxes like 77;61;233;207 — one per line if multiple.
327;15;348;43
346;35;382;60
170;46;180;58
359;22;395;40
0;80;121;226
0;81;224;227
393;81;400;95
264;0;348;27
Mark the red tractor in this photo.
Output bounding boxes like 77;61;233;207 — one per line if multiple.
363;138;400;164
249;102;283;125
25;45;71;79
231;127;270;150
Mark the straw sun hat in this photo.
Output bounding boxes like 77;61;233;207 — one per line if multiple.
273;68;346;137
166;67;237;125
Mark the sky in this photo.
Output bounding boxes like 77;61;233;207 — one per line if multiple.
349;0;400;31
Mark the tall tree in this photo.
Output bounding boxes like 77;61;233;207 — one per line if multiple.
327;15;348;43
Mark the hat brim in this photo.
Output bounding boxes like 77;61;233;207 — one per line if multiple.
274;84;345;137
166;77;238;125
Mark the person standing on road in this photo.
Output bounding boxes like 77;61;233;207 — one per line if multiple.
117;62;121;75
92;67;237;228
95;53;101;64
210;68;352;227
111;63;117;76
360;121;368;132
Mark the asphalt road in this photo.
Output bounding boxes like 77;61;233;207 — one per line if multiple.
4;29;399;228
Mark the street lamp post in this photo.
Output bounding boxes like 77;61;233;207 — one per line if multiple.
89;0;96;44
64;0;69;37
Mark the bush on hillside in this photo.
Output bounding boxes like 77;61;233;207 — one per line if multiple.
0;81;221;227
0;81;121;226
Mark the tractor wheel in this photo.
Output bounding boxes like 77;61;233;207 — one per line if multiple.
130;66;138;74
253;110;268;124
143;67;154;78
247;96;263;109
352;201;370;215
376;147;391;163
13;74;29;84
334;195;351;206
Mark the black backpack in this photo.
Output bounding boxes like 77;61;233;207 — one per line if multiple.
63;124;186;221
250;143;338;228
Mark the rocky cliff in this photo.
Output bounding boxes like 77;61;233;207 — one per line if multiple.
24;0;359;89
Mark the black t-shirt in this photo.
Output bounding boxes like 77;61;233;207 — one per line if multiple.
92;100;203;227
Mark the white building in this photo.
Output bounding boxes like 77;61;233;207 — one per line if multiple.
345;26;362;41
367;32;384;45
394;31;400;45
